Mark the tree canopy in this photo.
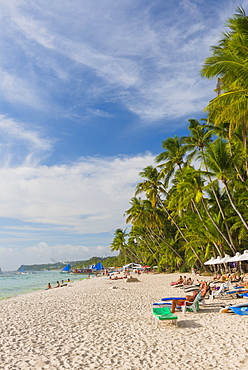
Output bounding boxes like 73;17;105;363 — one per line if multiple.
111;8;248;272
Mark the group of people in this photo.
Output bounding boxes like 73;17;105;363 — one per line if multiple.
170;276;194;286
46;279;71;289
212;273;242;283
109;274;128;280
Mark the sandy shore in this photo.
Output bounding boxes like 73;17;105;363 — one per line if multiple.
0;273;247;370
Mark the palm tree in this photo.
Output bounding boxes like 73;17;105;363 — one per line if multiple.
135;162;207;266
184;119;213;162
125;198;183;262
185;120;237;252
110;228;142;264
201;7;248;145
168;167;235;254
155;135;188;186
135;166;166;207
203;138;248;230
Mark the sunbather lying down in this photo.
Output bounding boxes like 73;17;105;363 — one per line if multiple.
171;281;209;313
171;276;183;286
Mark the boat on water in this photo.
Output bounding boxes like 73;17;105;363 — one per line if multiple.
60;264;71;274
15;266;31;274
0;267;2;274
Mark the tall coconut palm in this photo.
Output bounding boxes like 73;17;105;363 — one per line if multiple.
135;163;205;266
135;166;167;207
201;7;248;145
155;135;188;186
168;167;235;253
185;119;237;251
125;198;183;262
203;138;248;230
110;228;142;263
184;119;213;162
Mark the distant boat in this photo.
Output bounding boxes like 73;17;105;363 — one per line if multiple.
15;266;30;274
60;264;71;273
0;267;2;274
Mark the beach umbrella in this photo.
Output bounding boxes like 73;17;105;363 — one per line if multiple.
227;252;242;262
238;250;248;261
219;255;231;263
204;257;216;265
212;256;223;265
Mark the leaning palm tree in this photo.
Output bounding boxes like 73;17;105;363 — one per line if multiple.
155;135;188;186
203;138;248;230
201;6;248;146
135;165;167;207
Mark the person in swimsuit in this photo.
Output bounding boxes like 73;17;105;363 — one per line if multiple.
171;281;209;313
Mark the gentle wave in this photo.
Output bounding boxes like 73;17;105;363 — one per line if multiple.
0;270;87;299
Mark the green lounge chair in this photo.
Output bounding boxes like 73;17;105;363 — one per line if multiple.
152;306;178;327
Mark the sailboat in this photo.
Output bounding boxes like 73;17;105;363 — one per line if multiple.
15;265;30;274
0;267;2;274
60;263;71;273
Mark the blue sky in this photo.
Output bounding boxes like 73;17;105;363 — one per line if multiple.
0;0;246;270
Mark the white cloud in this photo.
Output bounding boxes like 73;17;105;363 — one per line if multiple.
0;115;52;167
0;115;51;150
0;154;155;233
0;242;116;270
0;0;243;123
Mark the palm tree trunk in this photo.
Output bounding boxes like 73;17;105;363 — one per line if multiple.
223;180;248;230
148;226;183;261
157;197;205;268
201;197;236;251
191;199;227;255
202;151;236;252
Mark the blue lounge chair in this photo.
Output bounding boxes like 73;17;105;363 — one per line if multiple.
229;303;248;316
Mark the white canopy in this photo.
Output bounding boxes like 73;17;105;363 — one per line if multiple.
204;251;248;265
219;255;231;263
123;263;142;270
227;252;242;262
204;257;216;265
238;250;248;261
212;256;223;265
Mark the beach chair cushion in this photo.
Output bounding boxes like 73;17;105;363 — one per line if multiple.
152;307;178;321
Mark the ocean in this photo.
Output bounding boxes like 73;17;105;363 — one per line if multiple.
0;270;87;299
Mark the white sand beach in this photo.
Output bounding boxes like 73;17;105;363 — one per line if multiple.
0;273;247;370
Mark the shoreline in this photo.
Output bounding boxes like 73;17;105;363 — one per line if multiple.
0;270;87;300
0;273;247;369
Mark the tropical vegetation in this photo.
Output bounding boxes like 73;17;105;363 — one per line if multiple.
110;7;248;272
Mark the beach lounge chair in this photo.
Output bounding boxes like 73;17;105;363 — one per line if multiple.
229;303;248;316
181;292;201;314
152;306;178;327
209;283;228;300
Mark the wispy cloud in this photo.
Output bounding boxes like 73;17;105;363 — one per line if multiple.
0;115;53;166
0;0;247;270
0;0;243;124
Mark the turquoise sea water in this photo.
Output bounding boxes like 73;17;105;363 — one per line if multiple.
0;270;87;299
